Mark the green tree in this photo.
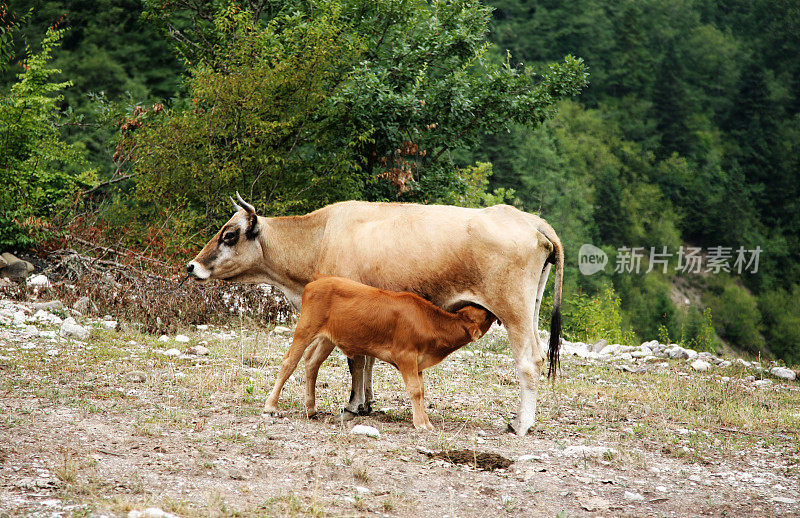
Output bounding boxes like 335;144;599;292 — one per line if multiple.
0;25;95;248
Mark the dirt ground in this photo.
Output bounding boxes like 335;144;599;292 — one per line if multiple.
1;304;799;517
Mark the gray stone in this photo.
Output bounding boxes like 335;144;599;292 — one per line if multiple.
0;260;31;280
60;321;89;340
599;343;621;356
624;490;644;501
667;347;690;360
125;371;147;383
32;300;63;311
769;366;796;380
99;320;117;331
186;345;210;356
691;360;711;372
73;296;96;314
772;497;797;504
591;339;608;353
273;325;293;337
163;348;181;357
175;334;190;343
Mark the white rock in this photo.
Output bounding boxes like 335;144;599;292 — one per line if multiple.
719;360;732;368
599;343;621;356
62;316;76;326
773;497;797;504
691;360;711;372
196;324;209;330
667;347;689;360
186;345;210;356
351;424;380;438
560;445;617;458
144;509;165;518
163;348;181;357
754;379;773;387
656;485;667;492
355;486;370;494
624;490;644;501
128;511;143;518
33;310;62;325
684;349;698;360
99;320;117;330
591;339;608;353
46;349;59;356
769;366;796;380
273;325;293;337
175;334;190;343
158;335;170;342
517;454;544;462
60;321;89;340
26;274;51;287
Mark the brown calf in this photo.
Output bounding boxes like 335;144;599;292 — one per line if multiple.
264;276;496;430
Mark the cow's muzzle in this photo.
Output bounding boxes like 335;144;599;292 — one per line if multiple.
186;261;211;280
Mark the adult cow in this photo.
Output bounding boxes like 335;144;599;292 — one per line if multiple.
186;194;563;436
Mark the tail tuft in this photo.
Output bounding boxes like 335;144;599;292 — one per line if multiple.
547;304;562;378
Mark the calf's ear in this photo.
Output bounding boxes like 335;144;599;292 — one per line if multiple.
468;323;483;341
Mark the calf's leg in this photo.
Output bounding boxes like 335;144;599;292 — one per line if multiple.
264;329;316;413
397;359;433;430
302;338;336;418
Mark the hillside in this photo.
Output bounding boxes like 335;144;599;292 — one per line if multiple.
1;294;798;517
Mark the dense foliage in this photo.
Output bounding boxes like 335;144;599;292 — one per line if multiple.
0;23;95;248
2;0;798;363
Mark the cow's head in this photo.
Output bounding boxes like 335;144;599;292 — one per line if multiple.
186;193;263;282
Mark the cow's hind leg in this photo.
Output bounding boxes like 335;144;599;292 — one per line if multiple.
362;356;375;415
505;323;545;436
341;355;367;420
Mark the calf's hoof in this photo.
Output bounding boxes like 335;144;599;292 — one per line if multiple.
414;422;435;431
339;408;359;422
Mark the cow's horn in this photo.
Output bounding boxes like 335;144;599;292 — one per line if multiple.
230;196;243;212
235;191;256;214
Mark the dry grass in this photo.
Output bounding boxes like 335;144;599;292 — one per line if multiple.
1;317;799;516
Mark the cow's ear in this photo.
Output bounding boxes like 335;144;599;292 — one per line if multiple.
245;213;259;240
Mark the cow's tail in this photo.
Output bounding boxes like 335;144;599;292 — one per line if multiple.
538;226;563;379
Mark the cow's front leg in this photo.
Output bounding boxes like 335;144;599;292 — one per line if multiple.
341;355;367;420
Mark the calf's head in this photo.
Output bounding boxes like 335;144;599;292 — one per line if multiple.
186;193;263;282
456;305;497;341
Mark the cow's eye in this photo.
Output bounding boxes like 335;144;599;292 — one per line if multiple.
223;231;238;242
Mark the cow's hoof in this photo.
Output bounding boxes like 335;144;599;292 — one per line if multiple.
506;419;531;436
339;408;359;422
358;401;374;416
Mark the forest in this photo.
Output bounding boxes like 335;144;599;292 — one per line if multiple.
1;0;798;364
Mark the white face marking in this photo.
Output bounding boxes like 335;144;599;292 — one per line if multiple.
188;260;211;280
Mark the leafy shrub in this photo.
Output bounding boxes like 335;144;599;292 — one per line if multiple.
0;25;95;248
707;282;764;352
759;286;800;365
557;284;635;345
